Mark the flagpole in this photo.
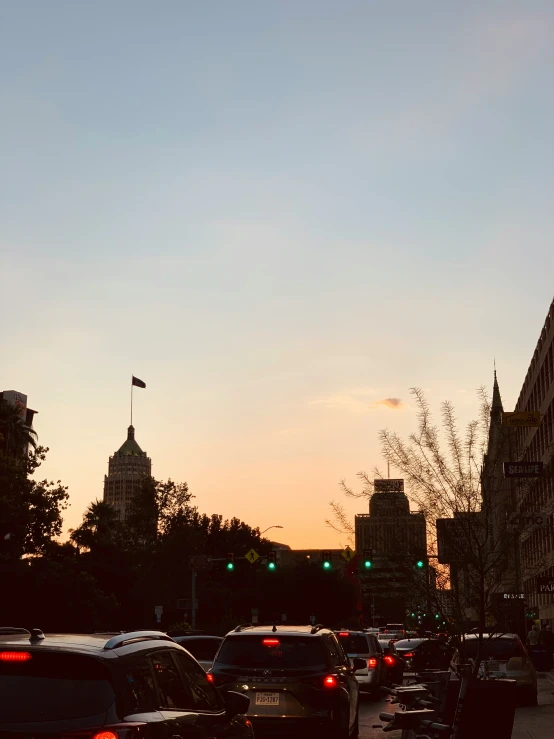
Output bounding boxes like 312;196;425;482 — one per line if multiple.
131;377;133;426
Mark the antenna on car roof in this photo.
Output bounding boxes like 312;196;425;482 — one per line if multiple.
310;624;325;634
272;622;277;633
29;629;45;642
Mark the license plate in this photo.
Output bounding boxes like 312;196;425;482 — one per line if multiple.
256;692;280;706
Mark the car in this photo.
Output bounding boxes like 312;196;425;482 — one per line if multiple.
172;635;223;671
335;629;386;697
378;639;404;686
452;633;537;706
393;637;452;672
0;628;254;738
207;624;362;738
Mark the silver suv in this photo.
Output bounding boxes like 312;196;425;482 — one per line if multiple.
335;630;385;697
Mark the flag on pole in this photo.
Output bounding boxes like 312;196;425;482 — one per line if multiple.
132;376;146;388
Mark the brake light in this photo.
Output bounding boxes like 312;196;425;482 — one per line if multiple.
206;673;215;683
367;658;378;668
384;655;395;665
339;632;349;637
262;639;280;646
61;724;146;739
0;651;32;662
403;652;414;658
93;733;118;739
323;675;338;688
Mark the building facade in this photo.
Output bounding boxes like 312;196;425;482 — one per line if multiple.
103;425;152;520
514;298;554;624
355;480;428;622
0;390;38;429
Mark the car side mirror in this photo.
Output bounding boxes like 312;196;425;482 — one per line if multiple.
223;690;250;717
352;657;367;671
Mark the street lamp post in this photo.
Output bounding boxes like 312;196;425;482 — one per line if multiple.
260;525;283;535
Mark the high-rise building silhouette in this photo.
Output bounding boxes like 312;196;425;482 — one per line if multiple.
103;425;151;519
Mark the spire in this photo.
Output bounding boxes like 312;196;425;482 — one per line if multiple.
115;425;144;456
127;425;135;440
492;369;503;412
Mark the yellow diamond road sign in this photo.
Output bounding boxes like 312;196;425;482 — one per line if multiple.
342;546;355;562
245;548;259;564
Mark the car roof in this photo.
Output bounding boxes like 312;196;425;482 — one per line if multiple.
462;633;517;640
334;630;368;636
226;625;332;637
175;635;222;641
0;630;180;656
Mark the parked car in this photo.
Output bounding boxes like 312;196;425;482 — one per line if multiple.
208;624;362;737
335;629;386;697
452;633;537;706
394;637;452;672
378;639;404;685
172;635;223;671
0;628;253;738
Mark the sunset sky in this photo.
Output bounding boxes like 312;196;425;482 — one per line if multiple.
2;1;554;548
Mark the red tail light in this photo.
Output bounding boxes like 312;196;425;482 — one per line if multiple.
206;673;215;683
384;655;395;665
367;658;378;669
262;638;280;646
323;675;338;688
403;652;414;658
93;733;118;739
0;651;32;662
338;631;349;637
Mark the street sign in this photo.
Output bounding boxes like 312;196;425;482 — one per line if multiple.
520;512;550;530
189;555;211;571
374;479;404;493
503;462;543;478
537;576;554;594
245;548;259;564
502;411;541;428
341;546;355;562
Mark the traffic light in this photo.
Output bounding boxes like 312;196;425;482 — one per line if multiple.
415;557;426;569
226;553;234;571
267;551;277;571
322;551;332;570
435;614;440;620
363;548;373;569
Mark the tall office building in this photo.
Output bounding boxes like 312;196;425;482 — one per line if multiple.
103;425;152;520
0;390;38;429
355;480;427;622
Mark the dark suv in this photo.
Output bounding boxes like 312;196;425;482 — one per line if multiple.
207;624;363;738
0;628;253;738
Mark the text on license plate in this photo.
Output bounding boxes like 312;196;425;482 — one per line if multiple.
256;692;280;706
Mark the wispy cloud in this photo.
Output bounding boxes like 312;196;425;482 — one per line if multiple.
310;387;377;413
369;398;404;410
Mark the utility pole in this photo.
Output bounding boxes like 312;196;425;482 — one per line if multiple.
191;569;196;630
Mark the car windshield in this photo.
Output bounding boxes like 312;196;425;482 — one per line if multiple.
395;639;424;650
462;638;522;660
335;634;369;654
0;652;115;722
215;635;327;669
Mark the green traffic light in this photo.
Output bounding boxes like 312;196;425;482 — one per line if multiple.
416;560;424;568
268;562;276;570
364;560;372;569
411;612;415;617
226;562;234;571
435;614;440;619
323;561;331;569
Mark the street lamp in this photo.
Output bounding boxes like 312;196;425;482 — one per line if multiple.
260;525;283;535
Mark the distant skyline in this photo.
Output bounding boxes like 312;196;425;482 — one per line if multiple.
2;1;554;548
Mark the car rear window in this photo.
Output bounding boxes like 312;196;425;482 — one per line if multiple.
462;638;522;660
177;637;222;661
215;635;327;669
0;651;115;722
395;639;424;650
336;634;369;654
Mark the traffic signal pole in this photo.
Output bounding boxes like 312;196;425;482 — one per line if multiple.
191;569;196;630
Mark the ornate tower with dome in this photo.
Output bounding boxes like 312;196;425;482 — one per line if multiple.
103;425;152;519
